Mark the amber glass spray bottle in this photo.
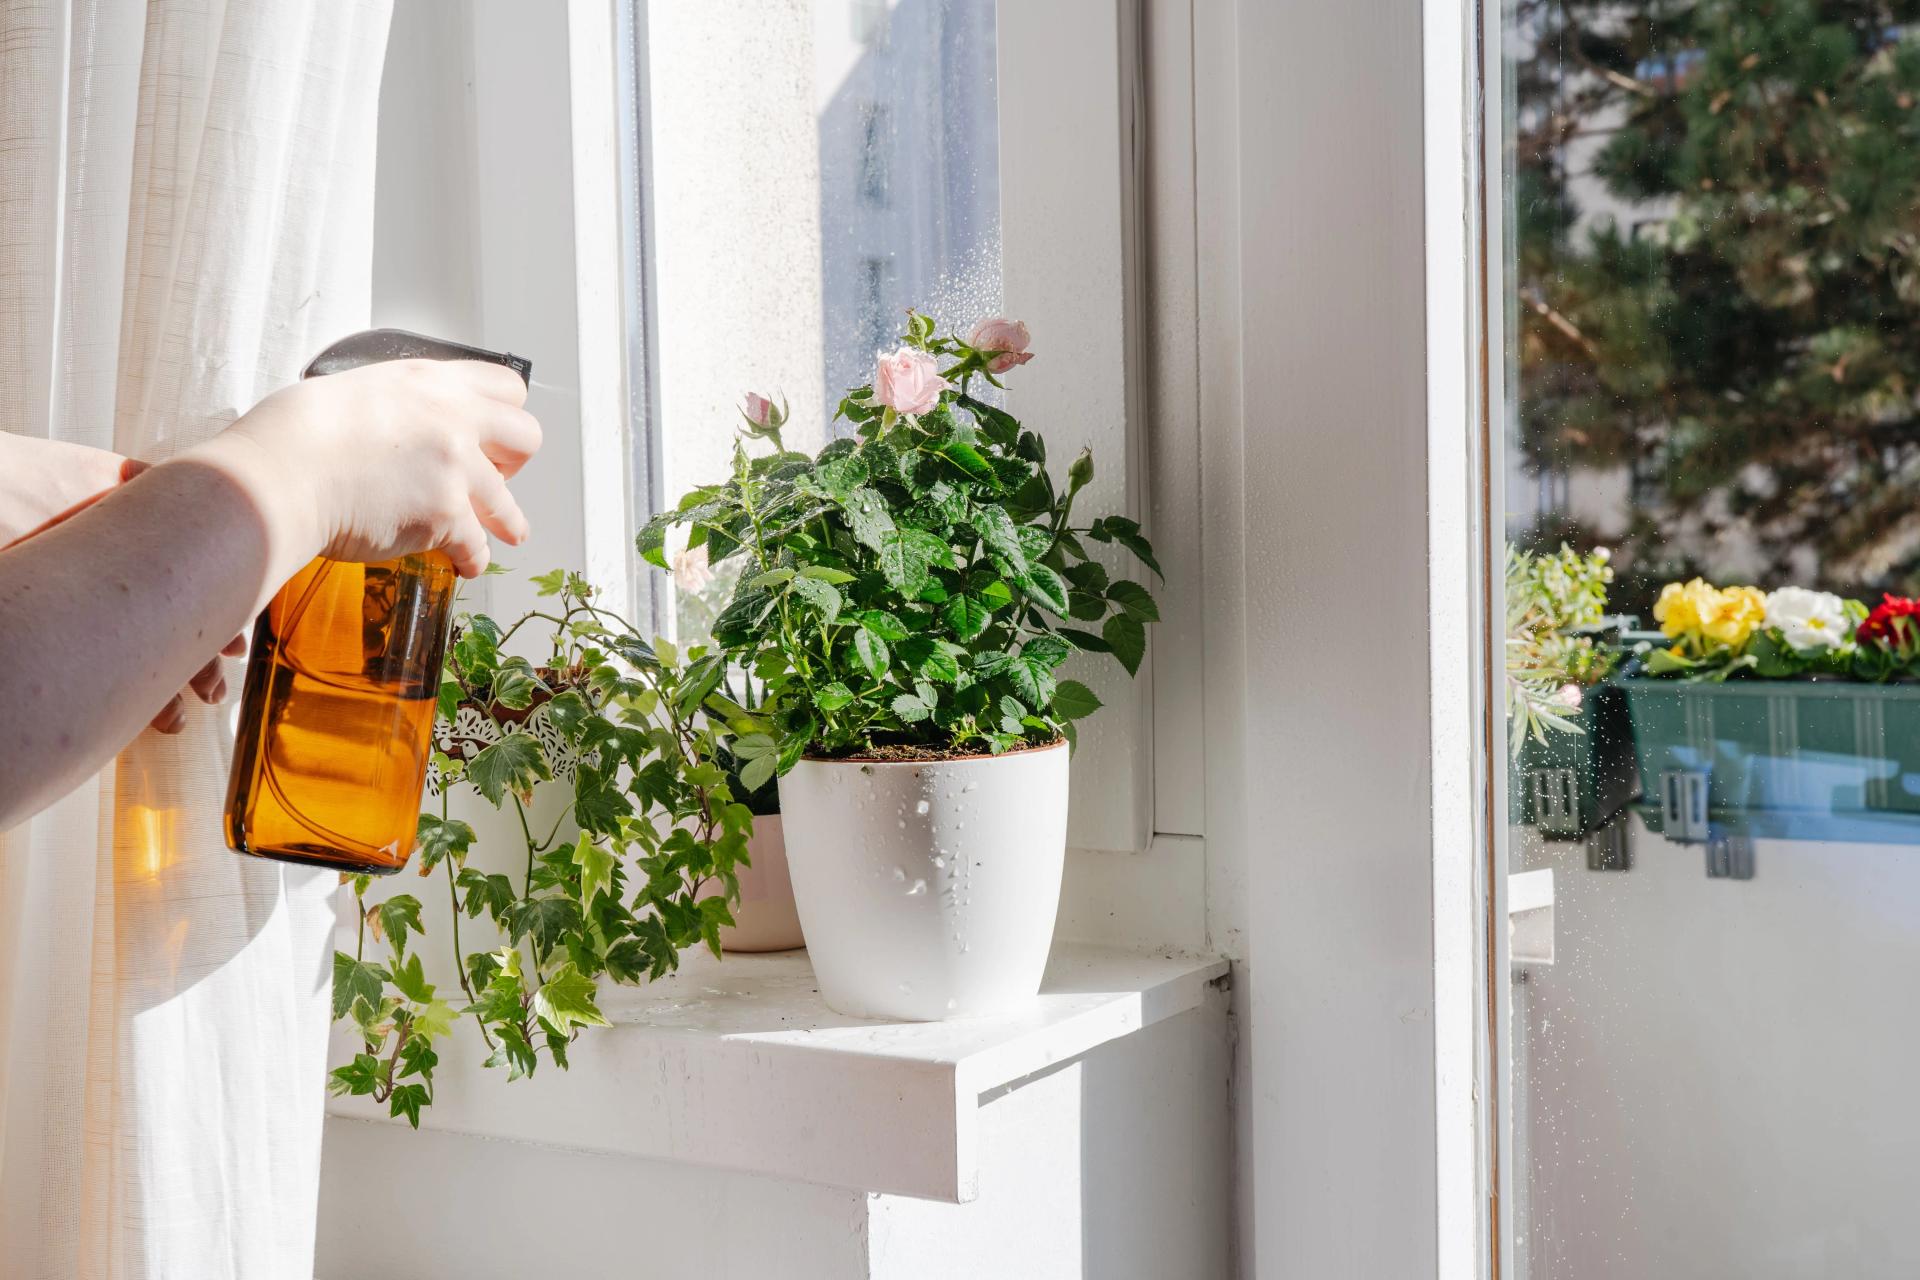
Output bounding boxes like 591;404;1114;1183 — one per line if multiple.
224;330;531;875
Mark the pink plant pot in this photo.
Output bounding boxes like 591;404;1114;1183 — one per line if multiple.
720;814;805;953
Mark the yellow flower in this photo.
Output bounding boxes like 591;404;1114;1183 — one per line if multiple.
1655;578;1713;639
1656;578;1764;653
1701;585;1765;649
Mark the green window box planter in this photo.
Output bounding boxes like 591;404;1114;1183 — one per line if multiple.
1618;676;1920;844
1514;680;1639;840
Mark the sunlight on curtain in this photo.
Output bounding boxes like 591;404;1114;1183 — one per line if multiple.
0;2;392;1274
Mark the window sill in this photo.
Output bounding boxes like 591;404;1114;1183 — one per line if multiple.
326;942;1228;1202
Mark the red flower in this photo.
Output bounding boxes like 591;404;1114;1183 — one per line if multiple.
1857;594;1920;648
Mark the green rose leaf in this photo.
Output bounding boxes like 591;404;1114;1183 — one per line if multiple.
1106;579;1160;622
853;627;890;680
892;692;934;723
1103;613;1147;676
1052;679;1104;721
971;505;1026;571
843;485;896;552
1019;563;1070;614
943;593;993;640
814;682;856;712
790;574;844;623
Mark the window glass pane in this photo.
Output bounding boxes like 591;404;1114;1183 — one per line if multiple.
1501;4;1920;1273
630;0;1000;643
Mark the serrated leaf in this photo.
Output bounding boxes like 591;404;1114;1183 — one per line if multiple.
860;610;909;641
843;486;896;552
971;504;1026;570
878;531;934;597
936;440;997;485
749;567;796;589
1022;634;1072;669
814;681;856;712
530;568;567;596
531;962;610;1034
789;574;844;622
467;731;551;805
816;452;869;500
1114;530;1163;579
1103;613;1147;676
1019;563;1070;613
800;565;856;584
1006;656;1057;708
1052;679;1103;720
943;594;993;640
853;628;889;680
1106;579;1160;621
892;692;933;723
740;753;778;792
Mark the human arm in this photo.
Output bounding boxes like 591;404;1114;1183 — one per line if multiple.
0;358;541;830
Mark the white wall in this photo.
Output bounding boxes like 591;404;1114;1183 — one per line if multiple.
1514;821;1920;1278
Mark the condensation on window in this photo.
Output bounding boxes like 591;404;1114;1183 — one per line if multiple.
635;0;1001;644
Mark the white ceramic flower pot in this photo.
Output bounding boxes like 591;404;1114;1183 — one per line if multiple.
778;742;1069;1021
719;815;805;953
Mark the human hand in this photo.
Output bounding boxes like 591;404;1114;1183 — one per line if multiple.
0;436;245;732
0;436;144;550
196;359;541;578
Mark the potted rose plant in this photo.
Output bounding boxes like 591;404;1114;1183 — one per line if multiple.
639;313;1159;1020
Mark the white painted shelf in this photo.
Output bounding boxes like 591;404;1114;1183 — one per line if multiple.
327;942;1228;1202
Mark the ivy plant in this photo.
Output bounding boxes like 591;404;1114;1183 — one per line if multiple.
329;571;753;1126
637;312;1159;777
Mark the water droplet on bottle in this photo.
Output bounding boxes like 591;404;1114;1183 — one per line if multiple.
891;867;907;882
915;799;930;815
907;879;927;896
932;855;946;869
962;781;979;793
897;818;907;829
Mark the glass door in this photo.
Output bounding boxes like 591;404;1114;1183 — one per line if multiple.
1496;3;1920;1275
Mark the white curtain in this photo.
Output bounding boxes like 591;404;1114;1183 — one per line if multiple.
0;2;392;1275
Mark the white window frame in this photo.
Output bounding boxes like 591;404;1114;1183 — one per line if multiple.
420;1;1510;1273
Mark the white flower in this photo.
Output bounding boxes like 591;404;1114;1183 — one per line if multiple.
1555;682;1584;710
663;523;715;595
1764;586;1848;652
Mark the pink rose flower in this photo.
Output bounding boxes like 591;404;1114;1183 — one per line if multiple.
743;393;775;427
671;542;713;595
967;316;1034;374
872;346;949;416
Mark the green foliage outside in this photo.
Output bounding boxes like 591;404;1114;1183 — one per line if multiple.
1513;0;1920;612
